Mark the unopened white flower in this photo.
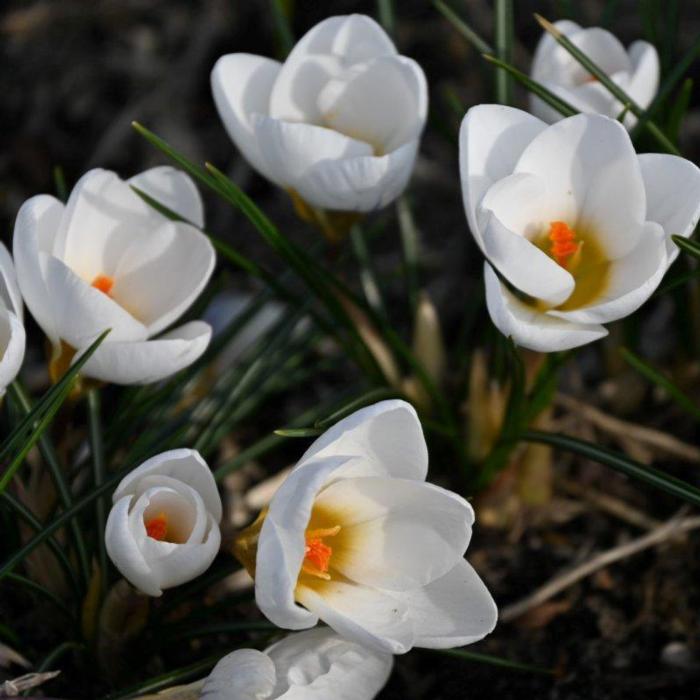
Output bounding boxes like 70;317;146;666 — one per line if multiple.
0;242;25;396
530;20;659;128
201;628;392;700
13;167;215;384
460;106;700;352
211;14;427;214
105;449;222;596
235;400;497;655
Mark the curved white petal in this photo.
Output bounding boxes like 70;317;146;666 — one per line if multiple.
626;41;659;111
43;256;147;347
314;477;473;591
266;627;393;700
299;399;428;482
566;28;631;81
317;55;427;153
514;113;645;258
477;174;575;305
459;105;547;243
0;308;25;394
296;579;414;655
56;169;165;280
395;558;498;649
113;448;222;522
638;153;700;263
105;495;163;596
201;649;276;700
211;53;283;182
255;456;353;631
252;116;373;198
531;20;582;85
128;166;205;228
484;263;607;352
0;242;23;322
76;320;211;385
299;139;418;212
549;221;667;324
112;220;215;335
13;194;64;344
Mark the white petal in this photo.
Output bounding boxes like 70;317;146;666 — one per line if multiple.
201;649;276;700
113;448;222;522
299;399;428;482
565;28;631;81
211;53;283;182
514;113;646;258
105;495;162;596
56;169;165;281
112;220;215;336
549;221;667;324
296;579;415;654
484;263;608;352
531;20;581;80
128;166;205;228
477;173;574;305
76;320;211;385
638;153;700;263
0;242;23;322
308;15;397;64
255;456;353;631
314;477;473;591
43;256;147;347
299;140;418;212
317;55;427;153
13;194;64;344
0;308;25;394
253;116;373;196
265;627;393;700
626;41;659;111
395;558;498;649
459;105;547;245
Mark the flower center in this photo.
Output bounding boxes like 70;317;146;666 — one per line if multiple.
302;526;341;581
548;221;580;268
91;274;115;296
145;512;169;541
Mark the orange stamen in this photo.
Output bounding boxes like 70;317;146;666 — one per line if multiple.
145;512;168;541
91;274;114;296
302;525;341;580
548;221;579;268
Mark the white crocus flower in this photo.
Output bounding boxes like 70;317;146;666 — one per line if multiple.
211;14;427;215
0;242;26;396
201;628;393;700
530;20;659;128
460;106;700;352
105;449;222;596
13;167;215;384
235;400;497;655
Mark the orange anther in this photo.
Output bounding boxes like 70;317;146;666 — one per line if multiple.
548;221;579;267
91;274;115;296
305;538;333;574
145;512;168;541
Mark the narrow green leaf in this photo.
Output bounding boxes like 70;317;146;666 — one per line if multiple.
494;0;514;105
88;387;108;593
376;0;395;36
35;640;82;673
315;387;401;428
350;223;388;320
666;78;693;144
52;165;68;202
523;430;700;507
434;0;493;54
269;0;295;57
5;572;74;619
535;14;680;155
621;346;700;422
672;234;700;261
396;196;421;315
431;647;555;675
273;428;323;438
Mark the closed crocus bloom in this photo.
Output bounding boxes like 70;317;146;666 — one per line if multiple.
105;449;222;596
460;106;700;352
234;400;497;655
0;242;25;395
13;167;215;384
201;628;392;700
211;15;427;221
530;20;659;128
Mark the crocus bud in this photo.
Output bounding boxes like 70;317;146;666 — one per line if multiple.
235;400;497;654
105;449;222;596
530;20;658;129
201;628;393;700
